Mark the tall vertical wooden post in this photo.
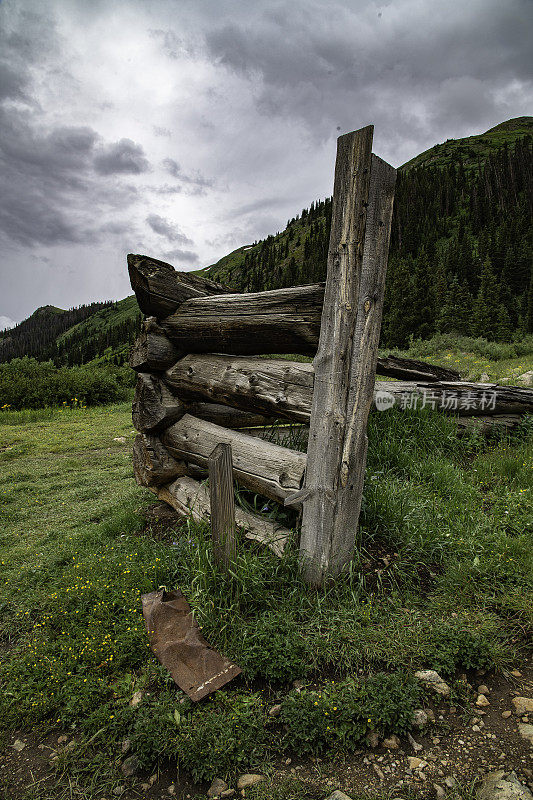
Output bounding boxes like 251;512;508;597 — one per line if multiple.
298;126;396;586
208;443;237;571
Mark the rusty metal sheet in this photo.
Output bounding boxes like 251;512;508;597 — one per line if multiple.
141;589;241;701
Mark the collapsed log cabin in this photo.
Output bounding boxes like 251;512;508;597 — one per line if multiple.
128;126;532;584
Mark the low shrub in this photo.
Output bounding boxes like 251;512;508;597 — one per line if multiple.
0;356;131;409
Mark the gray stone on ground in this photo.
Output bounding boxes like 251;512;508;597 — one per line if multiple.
237;774;265;790
325;792;353;800
518;723;533;746
512;697;533;716
208;778;229;797
383;734;401;749
414;669;451;696
477;771;533;800
517;371;533;386
366;730;380;748
120;756;139;777
412;708;428;727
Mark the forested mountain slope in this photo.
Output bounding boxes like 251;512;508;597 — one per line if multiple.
205;117;533;347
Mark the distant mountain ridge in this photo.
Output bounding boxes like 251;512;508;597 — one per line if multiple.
1;116;531;363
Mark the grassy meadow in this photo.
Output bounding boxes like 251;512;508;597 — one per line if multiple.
0;341;532;799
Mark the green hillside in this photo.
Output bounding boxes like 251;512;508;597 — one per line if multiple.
204;117;533;348
402;116;533;171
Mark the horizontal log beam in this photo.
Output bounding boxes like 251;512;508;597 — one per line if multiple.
129;317;183;372
128;254;231;318
133;433;188;487
161;284;324;355
164;354;533;421
157;476;289;557
377;355;460;382
132;372;279;433
162;414;306;504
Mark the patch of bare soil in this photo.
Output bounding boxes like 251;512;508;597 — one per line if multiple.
2;660;532;800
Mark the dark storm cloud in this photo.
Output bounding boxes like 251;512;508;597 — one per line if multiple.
0;61;28;101
146;213;194;245
93;139;150;175
161;247;199;264
204;0;533;154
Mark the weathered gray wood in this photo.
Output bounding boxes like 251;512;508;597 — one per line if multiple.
133;372;279;434
164;354;314;422
455;414;523;434
133;373;188;433
160;284;324;355
128;254;231;317
300;128;397;585
208;444;236;570
129;317;182;372
158;476;289;557
377;355;460;382
165;353;533;420
162;414;306;504
132;433;188;487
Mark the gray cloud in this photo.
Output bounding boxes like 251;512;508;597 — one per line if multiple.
146;214;194;245
93;138;150;175
0;0;531;323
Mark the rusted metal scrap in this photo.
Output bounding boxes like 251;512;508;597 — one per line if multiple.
141;588;241;701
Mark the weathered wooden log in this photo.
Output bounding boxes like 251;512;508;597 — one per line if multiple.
300;134;397;584
158;476;289;557
164;354;533;420
455;414;524;434
162;414;306;504
129;317;182;372
128;254;231;318
133;373;187;433
377;355;460;382
133;372;279;433
160;284;324;355
208;443;237;571
164;355;314;422
133;433;188;487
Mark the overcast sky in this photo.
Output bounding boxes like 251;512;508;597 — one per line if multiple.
0;0;531;327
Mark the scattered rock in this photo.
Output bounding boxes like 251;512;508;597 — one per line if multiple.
477;694;491;707
408;732;423;752
383;734;401;749
373;763;385;780
477;771;533;800
478;685;490;695
268;704;282;717
414;670;451;697
112;788;125;797
12;740;25;752
512;698;533;716
473;725;481;732
221;791;235;799
445;777;457;789
426;708;436;722
518;723;533;746
57;735;68;745
502;711;513;719
325;792;353;800
412;709;428;728
168;786;176;796
208;779;229;798
121;739;131;754
511;669;522;678
130;690;144;707
480;373;490;382
113;437;127;443
408;757;424;770
120;756;139;778
367;730;380;748
516;371;533;387
434;785;446;799
237;774;265;790
292;680;304;689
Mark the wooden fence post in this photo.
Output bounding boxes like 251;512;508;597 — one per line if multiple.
208;443;237;571
298;126;397;586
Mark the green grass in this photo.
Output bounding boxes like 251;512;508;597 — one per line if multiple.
0;379;532;796
385;333;533;383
